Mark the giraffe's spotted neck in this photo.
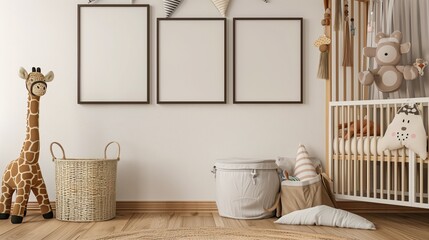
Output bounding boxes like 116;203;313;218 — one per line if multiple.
19;94;41;164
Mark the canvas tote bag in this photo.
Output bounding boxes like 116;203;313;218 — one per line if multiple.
275;173;337;216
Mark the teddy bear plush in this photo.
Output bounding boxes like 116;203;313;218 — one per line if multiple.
358;31;418;93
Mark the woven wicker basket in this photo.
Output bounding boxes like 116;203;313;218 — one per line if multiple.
51;141;120;222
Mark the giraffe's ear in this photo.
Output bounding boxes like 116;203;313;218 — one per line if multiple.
19;67;28;80
44;71;54;82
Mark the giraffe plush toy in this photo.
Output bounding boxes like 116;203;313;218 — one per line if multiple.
0;67;54;224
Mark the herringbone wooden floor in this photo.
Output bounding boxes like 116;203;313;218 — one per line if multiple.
0;211;428;239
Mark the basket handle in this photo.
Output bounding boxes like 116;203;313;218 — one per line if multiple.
104;141;120;160
50;142;66;161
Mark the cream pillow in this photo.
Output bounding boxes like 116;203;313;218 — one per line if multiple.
275;205;376;230
379;103;427;160
293;145;317;181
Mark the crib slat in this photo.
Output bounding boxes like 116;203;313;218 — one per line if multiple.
387;104;391;200
347;106;351;195
402;148;406;202
420;158;423;203
353;105;357;196
380;104;384;199
373;104;377;199
360;105;364;197
341;106;345;194
394;104;398;201
366;105;370;198
334;106;339;194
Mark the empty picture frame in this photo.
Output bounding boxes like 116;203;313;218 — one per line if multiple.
233;18;303;104
78;4;150;104
157;18;227;104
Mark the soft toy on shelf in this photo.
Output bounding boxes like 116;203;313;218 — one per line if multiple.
358;31;419;93
379;103;427;160
0;67;54;224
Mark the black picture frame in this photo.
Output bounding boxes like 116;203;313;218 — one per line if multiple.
233;17;303;104
157;18;227;104
77;4;150;104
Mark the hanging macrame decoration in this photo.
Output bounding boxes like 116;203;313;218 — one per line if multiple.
342;0;353;67
316;0;331;80
334;0;342;32
211;0;231;17
315;35;331;80
164;0;183;18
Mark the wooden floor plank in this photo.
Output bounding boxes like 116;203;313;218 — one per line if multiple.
181;212;216;228
78;212;132;239
0;214;39;236
0;213;60;240
121;213;150;232
214;215;249;228
166;212;182;229
42;220;95;240
0;211;427;239
212;212;225;227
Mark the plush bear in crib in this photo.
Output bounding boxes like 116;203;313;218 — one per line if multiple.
358;31;419;93
379;103;427;160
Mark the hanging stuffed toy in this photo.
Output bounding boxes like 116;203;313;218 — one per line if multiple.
379;103;427;160
358;31;419;93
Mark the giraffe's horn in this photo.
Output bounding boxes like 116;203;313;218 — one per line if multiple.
32;67;36;72
37;67;41;72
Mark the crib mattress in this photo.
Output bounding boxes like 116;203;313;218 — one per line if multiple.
332;136;409;157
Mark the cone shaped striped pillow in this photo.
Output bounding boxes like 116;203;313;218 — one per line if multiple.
293;145;317;181
211;0;230;17
164;0;183;18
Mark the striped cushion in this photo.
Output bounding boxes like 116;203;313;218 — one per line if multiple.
211;0;231;17
293;145;317;181
164;0;183;18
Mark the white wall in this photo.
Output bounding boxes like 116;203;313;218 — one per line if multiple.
0;0;324;201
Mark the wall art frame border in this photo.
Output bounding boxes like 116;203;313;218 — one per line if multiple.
157;18;227;104
233;17;303;104
77;4;151;104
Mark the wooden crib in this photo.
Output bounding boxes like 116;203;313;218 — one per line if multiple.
323;0;429;209
329;98;429;208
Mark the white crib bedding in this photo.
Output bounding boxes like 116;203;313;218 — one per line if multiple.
332;136;409;156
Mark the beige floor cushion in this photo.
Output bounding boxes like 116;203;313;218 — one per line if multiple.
275;205;376;230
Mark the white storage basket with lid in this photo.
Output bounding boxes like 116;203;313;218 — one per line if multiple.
213;158;280;219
